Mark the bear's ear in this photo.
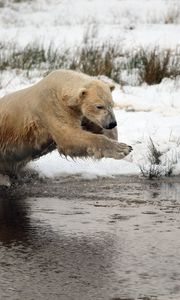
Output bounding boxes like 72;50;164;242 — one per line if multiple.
79;88;88;99
108;83;115;92
67;88;88;108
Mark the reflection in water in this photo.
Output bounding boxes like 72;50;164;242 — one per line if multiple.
0;193;31;244
0;190;117;300
0;180;180;300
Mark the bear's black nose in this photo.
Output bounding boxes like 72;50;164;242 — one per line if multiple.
107;121;117;129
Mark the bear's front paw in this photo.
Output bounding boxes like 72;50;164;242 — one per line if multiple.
87;140;132;160
103;141;133;159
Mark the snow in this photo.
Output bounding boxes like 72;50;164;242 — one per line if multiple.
30;152;140;179
0;0;180;48
0;0;180;178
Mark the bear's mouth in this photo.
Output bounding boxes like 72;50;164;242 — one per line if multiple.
81;116;103;134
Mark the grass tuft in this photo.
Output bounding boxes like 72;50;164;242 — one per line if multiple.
128;48;180;85
147;138;162;165
139;138;163;179
139;138;179;179
139;164;163;179
70;43;122;82
164;6;180;24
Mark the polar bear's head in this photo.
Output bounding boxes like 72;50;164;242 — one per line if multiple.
68;80;117;130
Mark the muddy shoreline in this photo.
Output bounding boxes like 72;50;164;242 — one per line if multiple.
1;174;180;198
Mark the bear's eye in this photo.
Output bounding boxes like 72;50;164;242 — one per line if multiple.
96;105;104;110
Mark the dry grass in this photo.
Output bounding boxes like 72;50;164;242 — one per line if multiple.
139;164;163;179
139;138;178;179
128;48;180;85
0;43;70;74
164;6;180;24
0;0;32;5
147;138;162;165
139;138;163;179
0;41;123;82
0;42;180;85
70;43;122;82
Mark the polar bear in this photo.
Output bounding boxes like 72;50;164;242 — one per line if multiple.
0;69;132;180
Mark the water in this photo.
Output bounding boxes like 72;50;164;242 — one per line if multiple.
0;176;180;300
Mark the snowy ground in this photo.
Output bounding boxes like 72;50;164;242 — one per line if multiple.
0;0;180;178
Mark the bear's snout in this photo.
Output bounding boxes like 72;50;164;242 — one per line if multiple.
106;121;117;129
